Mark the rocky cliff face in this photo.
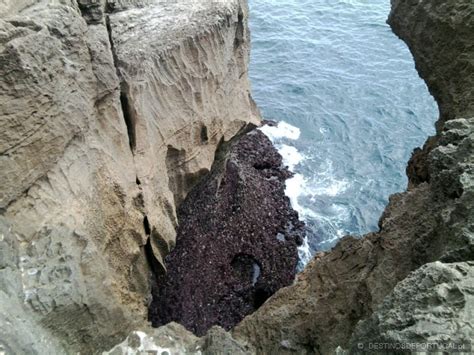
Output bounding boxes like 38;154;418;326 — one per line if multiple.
0;0;259;353
100;0;474;350
2;0;473;354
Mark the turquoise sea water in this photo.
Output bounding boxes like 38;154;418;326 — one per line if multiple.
249;0;438;260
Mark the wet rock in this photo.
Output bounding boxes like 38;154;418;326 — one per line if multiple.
150;129;305;336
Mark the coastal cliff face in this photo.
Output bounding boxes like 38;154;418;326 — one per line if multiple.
101;1;473;353
0;0;259;353
391;0;474;188
1;0;472;354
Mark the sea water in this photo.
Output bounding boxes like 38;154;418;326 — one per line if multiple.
249;0;438;264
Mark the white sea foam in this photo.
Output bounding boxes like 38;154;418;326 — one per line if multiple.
285;173;306;213
278;144;304;170
260;121;314;263
260;121;301;140
260;121;352;265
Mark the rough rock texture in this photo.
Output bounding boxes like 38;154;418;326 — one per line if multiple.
231;1;474;354
108;0;260;266
0;0;259;353
104;323;202;355
104;322;254;355
349;261;474;353
150;129;304;335
390;0;474;187
1;5;146;353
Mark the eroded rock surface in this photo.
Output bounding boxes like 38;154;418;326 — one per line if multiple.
150;129;304;336
108;0;260;266
0;0;259;353
104;322;253;355
389;0;474;187
349;261;474;353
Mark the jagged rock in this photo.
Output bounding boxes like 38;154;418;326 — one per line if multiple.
202;326;254;355
389;0;474;128
103;323;202;355
150;129;304;335
389;0;474;185
108;0;260;266
1;0;473;353
103;323;253;355
0;0;259;353
349;261;474;353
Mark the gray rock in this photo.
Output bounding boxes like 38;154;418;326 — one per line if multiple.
349;262;474;353
103;323;254;355
103;323;202;355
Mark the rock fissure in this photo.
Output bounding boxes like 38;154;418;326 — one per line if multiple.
104;14;137;153
119;89;137;152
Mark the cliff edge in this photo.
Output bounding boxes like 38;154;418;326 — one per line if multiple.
0;0;259;353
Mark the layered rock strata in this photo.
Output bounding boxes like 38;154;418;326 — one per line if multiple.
0;0;259;353
150;128;304;335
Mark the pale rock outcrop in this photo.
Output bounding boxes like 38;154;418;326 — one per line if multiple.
0;0;259;353
1;5;144;353
108;0;260;266
104;322;253;355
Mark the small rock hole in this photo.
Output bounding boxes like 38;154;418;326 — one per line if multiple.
200;125;209;143
231;254;261;286
253;162;273;170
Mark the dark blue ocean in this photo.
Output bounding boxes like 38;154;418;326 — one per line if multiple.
249;0;438;263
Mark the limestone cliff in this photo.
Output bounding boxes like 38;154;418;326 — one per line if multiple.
2;0;473;354
103;0;472;353
0;0;259;353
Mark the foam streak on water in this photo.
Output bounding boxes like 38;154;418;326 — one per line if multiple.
250;0;438;261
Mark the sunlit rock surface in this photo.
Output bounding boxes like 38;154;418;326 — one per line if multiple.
0;0;259;353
